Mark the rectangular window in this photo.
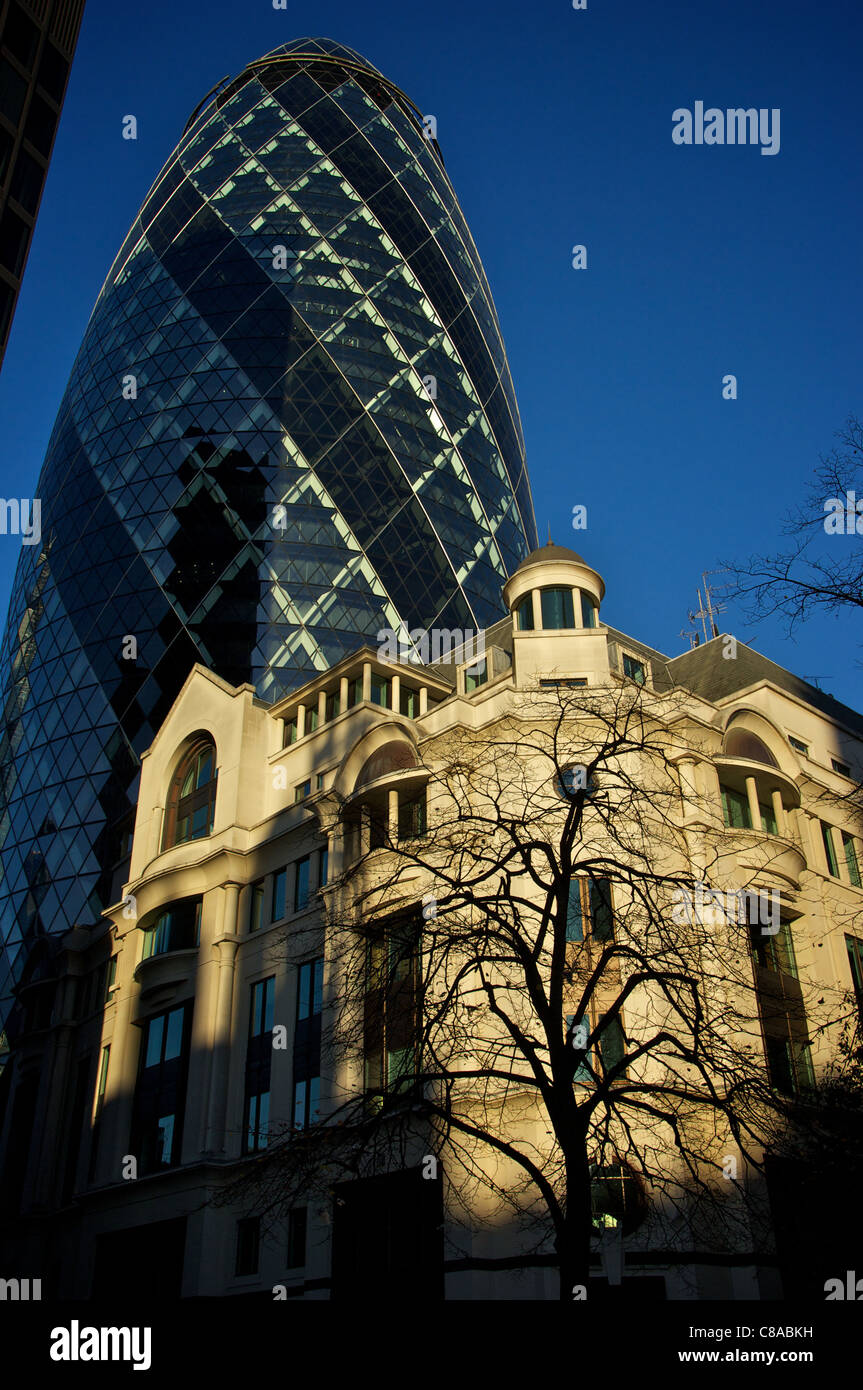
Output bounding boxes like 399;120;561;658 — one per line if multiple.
833;758;851;776
846;936;863;1020
250;977;275;1037
821;822;840;877
759;801;778;836
294;779;311;804
598;1013;627;1077
244;978;274;1154
565;879;583;942
750;919;798;978
287;1207;307;1268
317;844;328;890
589;878;615;941
272;868;287;922
721;784;752;830
306;707;319;733
316;772;324;790
325;691;340;721
789;736;808;755
370;674;390;707
346;676;361;708
464;659;488;692
131;1004;191;1175
294;855;311;913
751;920;812;1095
400;686;419;718
540;587;575;629
249;879;265;932
235;1217;260;1276
95;1045;110;1118
566;877;614;942
622;653;646;685
293;958;324;1129
843;832;861;887
284;715;299;746
541;678;587;688
398;791;427;840
105;955;118;1000
364;924;419;1101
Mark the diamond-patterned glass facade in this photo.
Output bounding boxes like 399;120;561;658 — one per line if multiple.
0;38;537;1025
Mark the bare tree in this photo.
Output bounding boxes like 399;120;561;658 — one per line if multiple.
218;680;815;1300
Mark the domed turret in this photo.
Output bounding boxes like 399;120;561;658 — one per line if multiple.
503;542;605;633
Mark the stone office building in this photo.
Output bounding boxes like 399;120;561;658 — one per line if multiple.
2;544;863;1300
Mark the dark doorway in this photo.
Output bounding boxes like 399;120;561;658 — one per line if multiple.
92;1215;187;1300
331;1167;443;1302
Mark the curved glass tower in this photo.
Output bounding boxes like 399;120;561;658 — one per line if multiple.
0;38;537;1021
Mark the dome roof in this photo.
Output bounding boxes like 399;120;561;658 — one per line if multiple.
516;542;589;570
260;38;385;78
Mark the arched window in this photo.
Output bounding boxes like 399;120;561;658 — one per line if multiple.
356;742;417;789
724;728;778;767
514;595;534;631
163;738;217;849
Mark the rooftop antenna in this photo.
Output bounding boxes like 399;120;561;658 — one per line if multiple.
690;572;727;642
547;522;552;544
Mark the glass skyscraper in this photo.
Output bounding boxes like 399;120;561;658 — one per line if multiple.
0;38;537;1026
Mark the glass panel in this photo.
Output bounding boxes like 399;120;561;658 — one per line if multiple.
298;962;311;1021
721;785;751;830
822;822;839;877
590;878;614;940
580;591;597;628
515;596;534;631
622;654;646;685
250;881;264;931
759;802;778;836
272;868;286;920
540;588;574;630
843;833;861;887
566;879;583;942
464;659;487;691
164;1006;184;1060
157;1113;175;1164
293;1078;306;1128
294;856;310;911
145;1015;164;1068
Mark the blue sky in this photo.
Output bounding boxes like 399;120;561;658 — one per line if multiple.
1;0;861;706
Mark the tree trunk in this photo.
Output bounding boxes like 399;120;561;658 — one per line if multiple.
558;1150;593;1300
